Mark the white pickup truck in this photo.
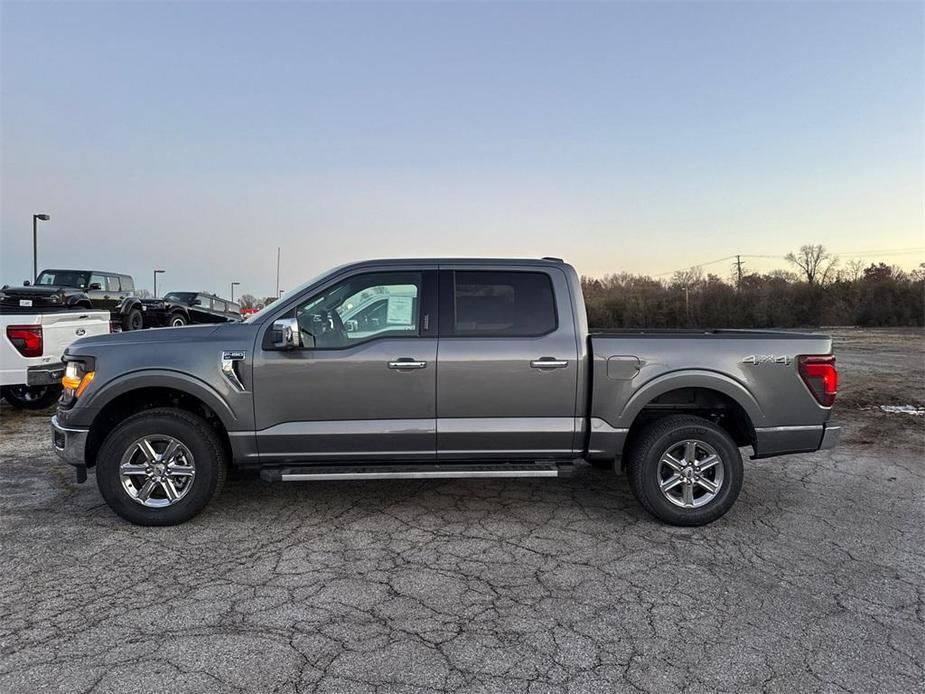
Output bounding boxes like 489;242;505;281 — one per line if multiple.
1;310;111;409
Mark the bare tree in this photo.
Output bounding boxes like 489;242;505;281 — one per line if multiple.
134;288;153;299
238;293;259;309
670;266;704;289
845;258;865;282
785;244;839;285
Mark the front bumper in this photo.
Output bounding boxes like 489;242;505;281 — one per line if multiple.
27;362;65;386
51;415;88;468
819;422;841;450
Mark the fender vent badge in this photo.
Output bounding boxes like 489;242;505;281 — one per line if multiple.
221;351;247;392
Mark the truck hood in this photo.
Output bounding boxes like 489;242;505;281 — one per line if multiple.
70;322;255;349
0;285;79;310
1;285;76;297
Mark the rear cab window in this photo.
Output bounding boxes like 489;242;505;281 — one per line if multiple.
441;270;557;337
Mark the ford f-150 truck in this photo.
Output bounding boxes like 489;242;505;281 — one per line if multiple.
51;258;839;526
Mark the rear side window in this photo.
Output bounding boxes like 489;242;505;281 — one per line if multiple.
121;276;135;291
445;271;557;337
106;275;121;291
212;299;226;313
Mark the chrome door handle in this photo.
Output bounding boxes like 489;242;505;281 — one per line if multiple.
530;357;568;369
388;358;427;370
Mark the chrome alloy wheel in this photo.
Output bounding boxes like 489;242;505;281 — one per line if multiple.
119;435;196;508
657;439;724;508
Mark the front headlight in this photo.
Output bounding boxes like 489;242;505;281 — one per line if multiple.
62;361;95;400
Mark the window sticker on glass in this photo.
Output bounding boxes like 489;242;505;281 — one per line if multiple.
387;296;413;325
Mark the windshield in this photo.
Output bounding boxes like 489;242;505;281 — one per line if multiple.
35;270;90;288
164;292;197;305
242;266;341;324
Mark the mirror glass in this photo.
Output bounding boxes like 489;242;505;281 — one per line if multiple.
272;318;302;349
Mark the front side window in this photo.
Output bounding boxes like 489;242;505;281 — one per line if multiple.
448;271;557;337
89;274;107;290
294;272;421;348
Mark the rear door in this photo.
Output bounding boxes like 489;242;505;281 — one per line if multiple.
251;267;439;462
436;266;580;460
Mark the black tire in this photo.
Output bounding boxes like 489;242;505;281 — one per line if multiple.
168;312;188;327
1;384;62;410
123;307;144;331
95;408;227;526
626;415;743;526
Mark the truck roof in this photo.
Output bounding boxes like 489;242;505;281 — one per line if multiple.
339;257;568;269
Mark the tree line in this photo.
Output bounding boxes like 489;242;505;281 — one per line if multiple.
582;245;925;329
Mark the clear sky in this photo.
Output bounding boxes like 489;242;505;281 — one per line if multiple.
2;1;922;298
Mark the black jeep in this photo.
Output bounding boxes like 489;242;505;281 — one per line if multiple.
0;269;145;330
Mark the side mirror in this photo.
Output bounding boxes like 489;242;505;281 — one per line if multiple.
193;299;202;305
89;282;102;290
23;280;31;286
272;317;302;350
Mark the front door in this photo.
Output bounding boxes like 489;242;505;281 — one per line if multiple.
252;268;438;463
436;267;580;460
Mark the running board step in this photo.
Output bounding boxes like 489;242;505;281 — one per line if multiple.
260;462;569;482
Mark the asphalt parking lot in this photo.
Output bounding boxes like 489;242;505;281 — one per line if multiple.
1;328;922;693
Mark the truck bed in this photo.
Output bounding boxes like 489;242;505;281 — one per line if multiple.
586;331;834;460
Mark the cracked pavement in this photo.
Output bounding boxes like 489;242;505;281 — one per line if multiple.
1;329;923;693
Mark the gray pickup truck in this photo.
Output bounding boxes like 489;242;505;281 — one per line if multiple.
51;258;839;526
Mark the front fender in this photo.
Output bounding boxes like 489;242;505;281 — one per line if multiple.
71;368;239;430
619;369;767;429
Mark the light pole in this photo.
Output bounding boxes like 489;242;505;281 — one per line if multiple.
153;269;165;298
276;246;280;299
230;281;240;302
32;214;50;283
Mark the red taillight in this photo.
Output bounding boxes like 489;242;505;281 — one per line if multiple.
798;354;837;407
6;325;43;357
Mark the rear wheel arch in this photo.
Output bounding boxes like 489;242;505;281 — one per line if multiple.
621;381;760;459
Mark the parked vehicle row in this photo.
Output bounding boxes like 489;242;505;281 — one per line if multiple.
1;309;111;409
0;269;243;408
0;269;241;330
50;257;840;527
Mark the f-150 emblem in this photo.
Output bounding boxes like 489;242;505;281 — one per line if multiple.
220;351;247;392
742;354;792;365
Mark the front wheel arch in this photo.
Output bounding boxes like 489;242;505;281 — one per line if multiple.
84;384;234;469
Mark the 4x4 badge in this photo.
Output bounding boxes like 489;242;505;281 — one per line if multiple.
742;354;792;365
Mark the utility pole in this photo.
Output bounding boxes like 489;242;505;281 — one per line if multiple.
734;255;745;290
275;247;280;299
